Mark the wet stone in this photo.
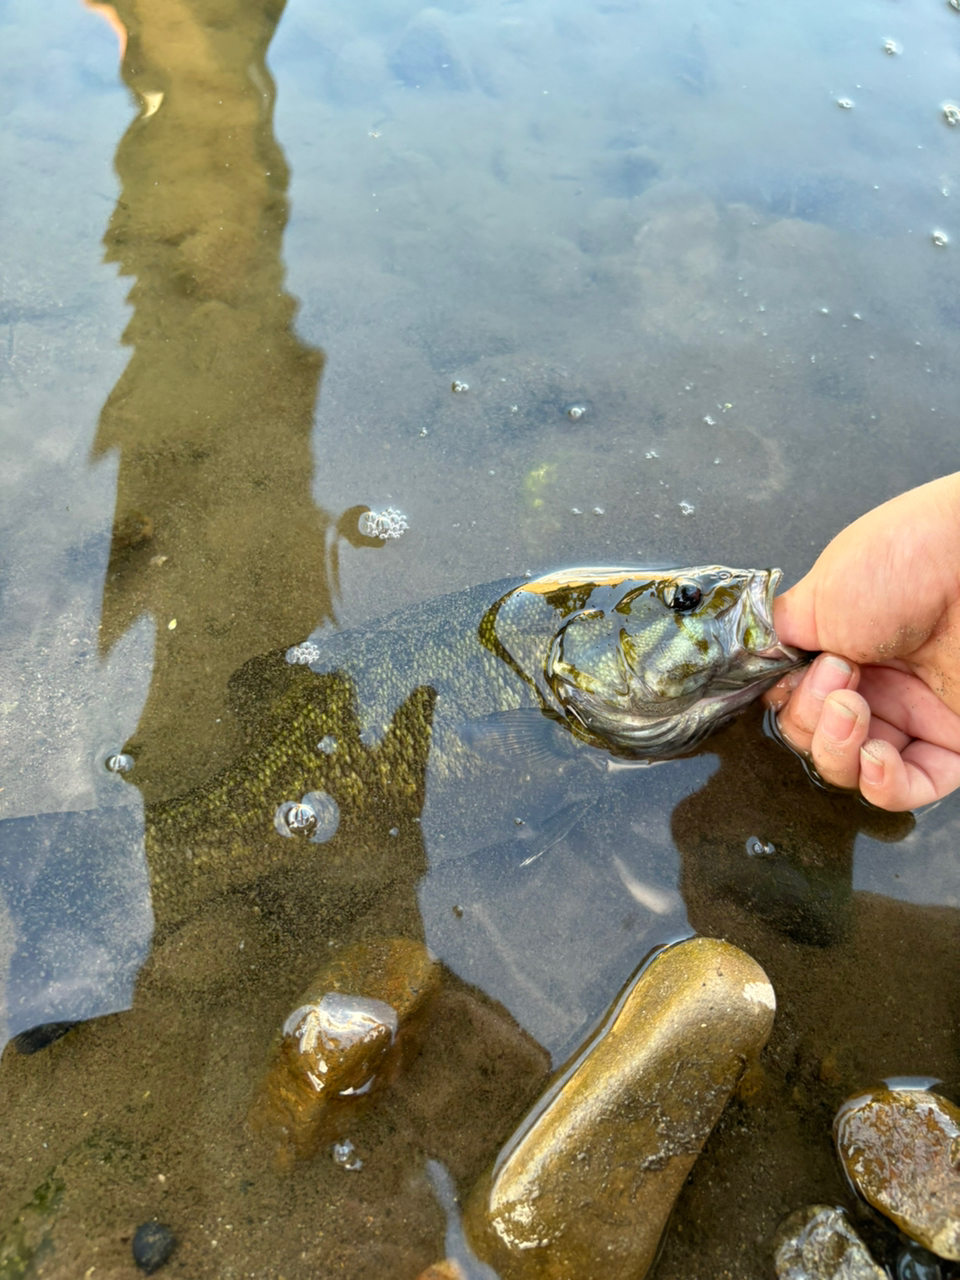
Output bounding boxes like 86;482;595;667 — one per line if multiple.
773;1205;886;1279
132;1221;176;1274
896;1241;945;1280
834;1087;960;1260
250;938;440;1164
462;936;776;1280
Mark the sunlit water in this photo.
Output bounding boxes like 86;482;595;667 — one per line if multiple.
1;0;959;1276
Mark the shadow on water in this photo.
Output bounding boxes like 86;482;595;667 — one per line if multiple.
90;0;374;806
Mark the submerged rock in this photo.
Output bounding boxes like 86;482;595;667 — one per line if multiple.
250;937;440;1164
834;1087;960;1260
772;1204;886;1279
461;936;776;1279
132;1221;177;1274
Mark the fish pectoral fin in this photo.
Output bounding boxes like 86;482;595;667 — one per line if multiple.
455;708;578;768
515;797;596;867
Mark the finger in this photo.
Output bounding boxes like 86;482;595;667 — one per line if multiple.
776;654;860;754
807;689;871;791
857;736;960;811
762;666;805;713
855;665;960;754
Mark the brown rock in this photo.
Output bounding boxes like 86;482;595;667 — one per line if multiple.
415;1263;466;1280
250;937;440;1163
834;1086;960;1260
772;1204;886;1279
462;936;776;1279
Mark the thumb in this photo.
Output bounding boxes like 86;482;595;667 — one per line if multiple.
772;578;822;653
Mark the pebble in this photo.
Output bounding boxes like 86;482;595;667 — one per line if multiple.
834;1086;960;1260
461;937;776;1279
250;938;440;1163
132;1221;177;1274
772;1204;886;1279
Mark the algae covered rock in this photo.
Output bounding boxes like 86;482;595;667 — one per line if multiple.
772;1204;886;1279
834;1086;960;1261
462;936;776;1279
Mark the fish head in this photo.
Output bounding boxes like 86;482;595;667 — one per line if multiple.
504;565;806;758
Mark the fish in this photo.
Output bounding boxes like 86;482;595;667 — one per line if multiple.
143;565;806;925
481;564;804;759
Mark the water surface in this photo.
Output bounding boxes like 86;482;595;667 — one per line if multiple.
1;0;959;1276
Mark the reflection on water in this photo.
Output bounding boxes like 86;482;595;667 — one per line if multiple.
93;0;334;804
2;0;960;1275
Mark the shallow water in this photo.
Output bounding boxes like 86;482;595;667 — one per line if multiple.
1;0;959;1275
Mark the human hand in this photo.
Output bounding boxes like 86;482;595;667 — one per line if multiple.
763;473;960;810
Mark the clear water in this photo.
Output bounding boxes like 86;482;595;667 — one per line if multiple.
1;0;959;1276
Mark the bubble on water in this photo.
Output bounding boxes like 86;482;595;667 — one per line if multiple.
275;801;318;838
645;449;659;459
451;379;469;393
943;103;960;126
286;639;320;665
275;793;340;842
301;791;340;843
565;404;587;421
883;39;900;55
358;507;409;539
105;752;134;774
317;735;337;755
703;415;716;426
932;229;950;246
746;837;777;857
837;97;854;109
679;501;695;516
819;307;830;315
331;1139;363;1172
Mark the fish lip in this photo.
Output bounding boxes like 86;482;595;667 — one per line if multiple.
748;567;781;636
746;567;804;666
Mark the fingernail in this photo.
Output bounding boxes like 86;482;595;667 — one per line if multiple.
860;741;885;784
822;698;857;744
810;654;853;700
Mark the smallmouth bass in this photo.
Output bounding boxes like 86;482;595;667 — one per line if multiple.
144;565;805;923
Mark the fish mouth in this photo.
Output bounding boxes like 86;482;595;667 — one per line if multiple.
743;568;806;669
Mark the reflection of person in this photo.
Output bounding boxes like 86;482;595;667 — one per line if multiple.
765;472;960;811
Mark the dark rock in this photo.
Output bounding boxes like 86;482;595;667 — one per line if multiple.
132;1221;176;1274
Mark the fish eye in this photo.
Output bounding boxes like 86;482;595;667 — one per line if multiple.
671;582;703;612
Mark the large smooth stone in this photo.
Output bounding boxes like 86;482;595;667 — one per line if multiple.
772;1204;886;1279
462;936;776;1279
834;1087;960;1261
250;937;439;1163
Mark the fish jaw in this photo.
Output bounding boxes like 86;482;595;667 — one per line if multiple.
731;568;808;680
